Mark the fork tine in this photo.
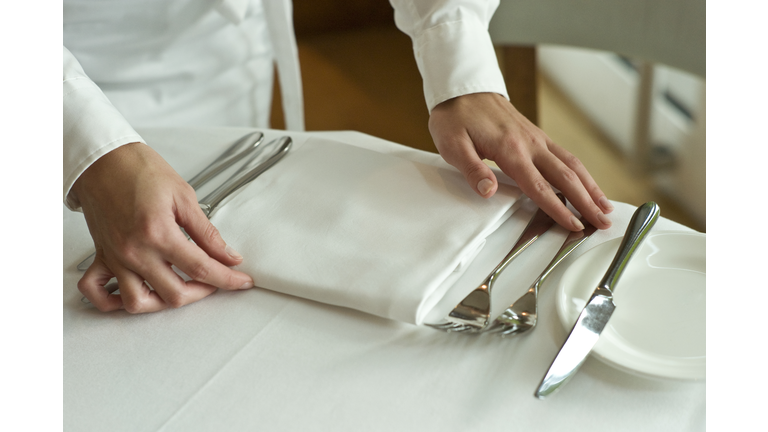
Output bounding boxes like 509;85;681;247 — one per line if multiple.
484;311;523;334
483;321;506;334
486;290;538;334
500;325;533;337
425;321;486;333
450;325;480;333
425;321;461;331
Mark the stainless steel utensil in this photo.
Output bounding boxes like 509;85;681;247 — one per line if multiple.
198;136;292;218
485;219;597;336
80;136;293;304
76;131;265;271
426;194;564;333
187;131;265;189
534;201;660;399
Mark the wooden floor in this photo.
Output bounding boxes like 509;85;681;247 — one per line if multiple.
272;24;704;232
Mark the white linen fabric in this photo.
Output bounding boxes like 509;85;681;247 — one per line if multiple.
62;0;509;210
210;136;522;324
63;127;704;432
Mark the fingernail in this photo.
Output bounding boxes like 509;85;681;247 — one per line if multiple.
570;216;585;231
477;178;493;196
599;196;614;212
239;279;254;290
225;244;243;260
597;211;612;227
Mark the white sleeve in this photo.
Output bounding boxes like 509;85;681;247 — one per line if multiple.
63;46;145;211
388;0;509;112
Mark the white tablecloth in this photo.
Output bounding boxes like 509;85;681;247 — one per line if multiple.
63;127;705;431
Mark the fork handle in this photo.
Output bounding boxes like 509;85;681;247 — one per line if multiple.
485;196;563;286
532;219;598;290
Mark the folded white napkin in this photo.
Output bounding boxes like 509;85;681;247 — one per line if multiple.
210;136;523;324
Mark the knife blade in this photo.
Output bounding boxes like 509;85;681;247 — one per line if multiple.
534;201;660;399
76;131;265;271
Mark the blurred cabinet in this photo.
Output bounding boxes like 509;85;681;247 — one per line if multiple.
489;0;705;227
538;46;705;227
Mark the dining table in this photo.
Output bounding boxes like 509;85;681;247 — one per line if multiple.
63;126;705;431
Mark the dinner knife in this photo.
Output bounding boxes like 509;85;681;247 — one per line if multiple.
80;136;293;303
76;131;265;271
186;131;265;190
534;201;660;399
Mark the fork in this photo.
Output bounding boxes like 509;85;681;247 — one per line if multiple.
484;219;597;336
426;194;564;333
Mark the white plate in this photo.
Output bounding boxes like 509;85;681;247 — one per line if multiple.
556;230;706;380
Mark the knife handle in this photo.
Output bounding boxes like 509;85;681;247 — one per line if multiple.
199;136;293;218
186;131;264;190
598;202;660;292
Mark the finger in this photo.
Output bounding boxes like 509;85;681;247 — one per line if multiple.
78;256;124;312
176;200;244;266
111;266;169;314
138;263;219;310
436;135;499;198
547;142;614;215
161;228;254;291
534;152;612;230
497;157;584;231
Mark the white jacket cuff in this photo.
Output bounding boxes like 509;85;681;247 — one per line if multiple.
411;18;509;112
63;47;144;211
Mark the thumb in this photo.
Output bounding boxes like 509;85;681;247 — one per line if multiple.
437;137;499;198
177;199;243;266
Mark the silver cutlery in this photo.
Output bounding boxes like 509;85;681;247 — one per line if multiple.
534;201;660;399
76;131;265;271
198;136;292;218
186;131;265;190
485;219;597;336
426;194;564;333
80;136;293;304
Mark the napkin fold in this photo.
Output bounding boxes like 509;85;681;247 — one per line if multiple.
210;137;523;324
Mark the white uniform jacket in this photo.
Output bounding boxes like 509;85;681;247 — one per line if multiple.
63;0;509;210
